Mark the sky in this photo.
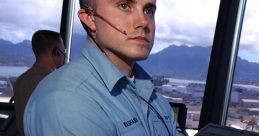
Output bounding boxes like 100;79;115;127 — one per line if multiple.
0;0;259;63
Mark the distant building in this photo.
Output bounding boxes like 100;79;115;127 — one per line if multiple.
162;95;183;103
186;83;205;98
186;110;200;128
176;85;188;93
241;99;259;108
230;90;240;103
0;80;8;89
187;111;200;121
247;108;259;115
152;75;169;86
228;112;242;119
161;84;173;93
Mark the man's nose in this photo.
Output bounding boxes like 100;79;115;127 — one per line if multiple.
133;11;149;32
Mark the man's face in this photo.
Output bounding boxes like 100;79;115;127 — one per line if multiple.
93;0;156;63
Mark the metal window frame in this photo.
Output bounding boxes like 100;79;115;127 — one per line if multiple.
60;0;76;63
199;0;246;129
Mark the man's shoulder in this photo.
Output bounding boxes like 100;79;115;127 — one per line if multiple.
15;64;51;83
14;67;34;85
29;57;96;97
25;59;102;112
57;57;96;80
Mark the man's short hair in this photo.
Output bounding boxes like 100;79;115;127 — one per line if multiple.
79;0;96;9
32;30;62;55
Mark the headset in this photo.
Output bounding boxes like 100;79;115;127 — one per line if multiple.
52;47;66;57
52;47;60;56
52;47;71;64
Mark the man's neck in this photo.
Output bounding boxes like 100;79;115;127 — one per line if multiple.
89;38;135;77
35;59;55;71
104;51;134;77
34;61;55;72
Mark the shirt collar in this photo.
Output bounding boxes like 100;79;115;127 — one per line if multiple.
81;40;124;91
133;63;154;100
132;63;152;80
81;40;153;94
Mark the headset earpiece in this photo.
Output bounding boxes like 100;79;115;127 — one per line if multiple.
52;47;60;56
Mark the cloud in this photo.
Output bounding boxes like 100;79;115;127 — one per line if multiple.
153;0;259;63
0;0;259;62
239;0;259;54
151;0;220;53
0;0;62;43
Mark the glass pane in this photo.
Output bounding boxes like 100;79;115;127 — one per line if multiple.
226;0;259;133
0;0;63;102
70;2;87;59
141;0;220;129
71;0;220;129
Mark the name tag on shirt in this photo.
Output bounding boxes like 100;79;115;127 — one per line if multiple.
117;117;147;135
123;117;138;127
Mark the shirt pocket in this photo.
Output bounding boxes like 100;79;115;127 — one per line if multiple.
152;115;173;136
116;117;147;136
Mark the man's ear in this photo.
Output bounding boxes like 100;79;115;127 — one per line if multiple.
78;9;96;32
52;47;59;56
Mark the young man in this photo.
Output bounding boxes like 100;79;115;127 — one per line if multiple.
24;0;184;136
14;30;65;136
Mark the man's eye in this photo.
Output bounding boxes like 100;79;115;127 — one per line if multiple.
119;2;130;10
144;8;156;17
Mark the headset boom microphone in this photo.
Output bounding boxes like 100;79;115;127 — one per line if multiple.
93;13;127;36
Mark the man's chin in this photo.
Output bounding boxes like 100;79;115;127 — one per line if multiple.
134;55;149;61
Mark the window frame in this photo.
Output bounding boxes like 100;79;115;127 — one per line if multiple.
199;0;246;129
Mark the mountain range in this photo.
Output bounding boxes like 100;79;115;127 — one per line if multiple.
139;45;259;84
1;34;259;84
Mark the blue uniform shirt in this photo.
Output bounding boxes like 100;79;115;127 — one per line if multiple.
24;40;184;136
